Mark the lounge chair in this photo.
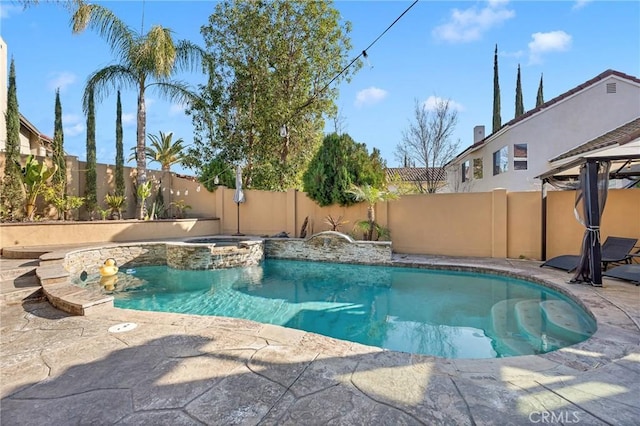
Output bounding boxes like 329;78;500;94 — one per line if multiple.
541;236;638;272
603;264;640;286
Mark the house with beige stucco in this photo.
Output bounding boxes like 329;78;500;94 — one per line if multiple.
446;69;640;192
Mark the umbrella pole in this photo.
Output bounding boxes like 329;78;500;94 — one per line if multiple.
233;201;244;236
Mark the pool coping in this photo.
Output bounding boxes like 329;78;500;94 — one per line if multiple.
33;240;640;372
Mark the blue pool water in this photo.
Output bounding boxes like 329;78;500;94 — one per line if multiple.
77;260;597;358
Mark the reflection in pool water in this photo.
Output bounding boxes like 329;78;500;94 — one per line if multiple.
74;259;596;358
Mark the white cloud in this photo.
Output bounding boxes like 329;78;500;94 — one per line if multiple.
64;123;85;137
572;0;592;11
62;113;84;137
528;31;572;64
169;103;186;116
122;113;136;126
354;87;388;108
432;1;515;43
48;72;77;92
501;49;525;59
0;4;22;19
423;96;464;112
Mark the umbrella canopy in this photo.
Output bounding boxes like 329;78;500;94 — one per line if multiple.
233;165;245;204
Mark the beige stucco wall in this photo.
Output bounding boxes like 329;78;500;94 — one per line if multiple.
0;218;220;249
219;187;288;236
295;192;372;238
388;192;494;257
507;191;541;259
545;188;640;258
1;147;637;261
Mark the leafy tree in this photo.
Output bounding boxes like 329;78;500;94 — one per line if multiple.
84;87;97;216
52;89;66;192
198;156;235;192
394;98;460;193
70;2;205;218
186;0;358;191
536;73;545;107
115;90;125;197
303;133;386;207
515;64;524;118
492;44;501;133
1;58;24;220
346;184;398;241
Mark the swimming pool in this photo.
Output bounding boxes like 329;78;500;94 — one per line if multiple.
76;259;596;358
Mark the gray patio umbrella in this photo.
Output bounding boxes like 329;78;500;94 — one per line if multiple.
233;165;245;235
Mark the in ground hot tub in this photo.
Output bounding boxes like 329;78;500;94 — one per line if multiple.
167;237;264;270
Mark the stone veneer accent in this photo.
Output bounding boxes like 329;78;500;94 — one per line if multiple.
64;243;168;276
264;231;392;264
166;241;264;269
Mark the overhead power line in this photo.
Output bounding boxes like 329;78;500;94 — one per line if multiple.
291;0;420;118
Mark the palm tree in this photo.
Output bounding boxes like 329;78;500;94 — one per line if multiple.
144;131;185;172
128;131;185;171
346;184;398;241
70;2;205;218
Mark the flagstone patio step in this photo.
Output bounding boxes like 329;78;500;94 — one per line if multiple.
0;274;43;303
0;259;38;281
1;243;105;260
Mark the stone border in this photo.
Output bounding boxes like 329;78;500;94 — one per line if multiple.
264;231;392;264
36;239;263;315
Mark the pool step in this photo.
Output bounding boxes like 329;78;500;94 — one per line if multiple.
489;298;537;356
539;300;593;341
513;300;565;352
490;298;589;355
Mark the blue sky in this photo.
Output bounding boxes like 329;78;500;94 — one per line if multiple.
1;0;638;175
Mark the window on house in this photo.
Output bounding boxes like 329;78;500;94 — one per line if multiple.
461;160;471;182
514;143;528;170
493;146;508;175
473;158;483;179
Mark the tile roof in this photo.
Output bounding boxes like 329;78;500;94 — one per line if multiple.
450;69;640;163
549;118;640;162
386;167;446;182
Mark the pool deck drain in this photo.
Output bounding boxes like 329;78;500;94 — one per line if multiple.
1;254;639;425
108;322;138;333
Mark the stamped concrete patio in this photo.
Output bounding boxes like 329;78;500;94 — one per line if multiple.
1;254;639;425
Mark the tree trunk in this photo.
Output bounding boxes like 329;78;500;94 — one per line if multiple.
136;83;147;220
25;203;36;221
367;205;375;241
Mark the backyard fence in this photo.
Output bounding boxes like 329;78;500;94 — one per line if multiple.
1;153;639;260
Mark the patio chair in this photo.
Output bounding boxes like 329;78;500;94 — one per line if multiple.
603;264;640;286
540;236;638;272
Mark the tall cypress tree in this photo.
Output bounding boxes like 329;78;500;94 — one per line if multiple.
84;87;97;216
515;64;524;118
52;89;66;192
492;45;502;133
536;73;544;107
115;91;125;197
1;57;24;219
